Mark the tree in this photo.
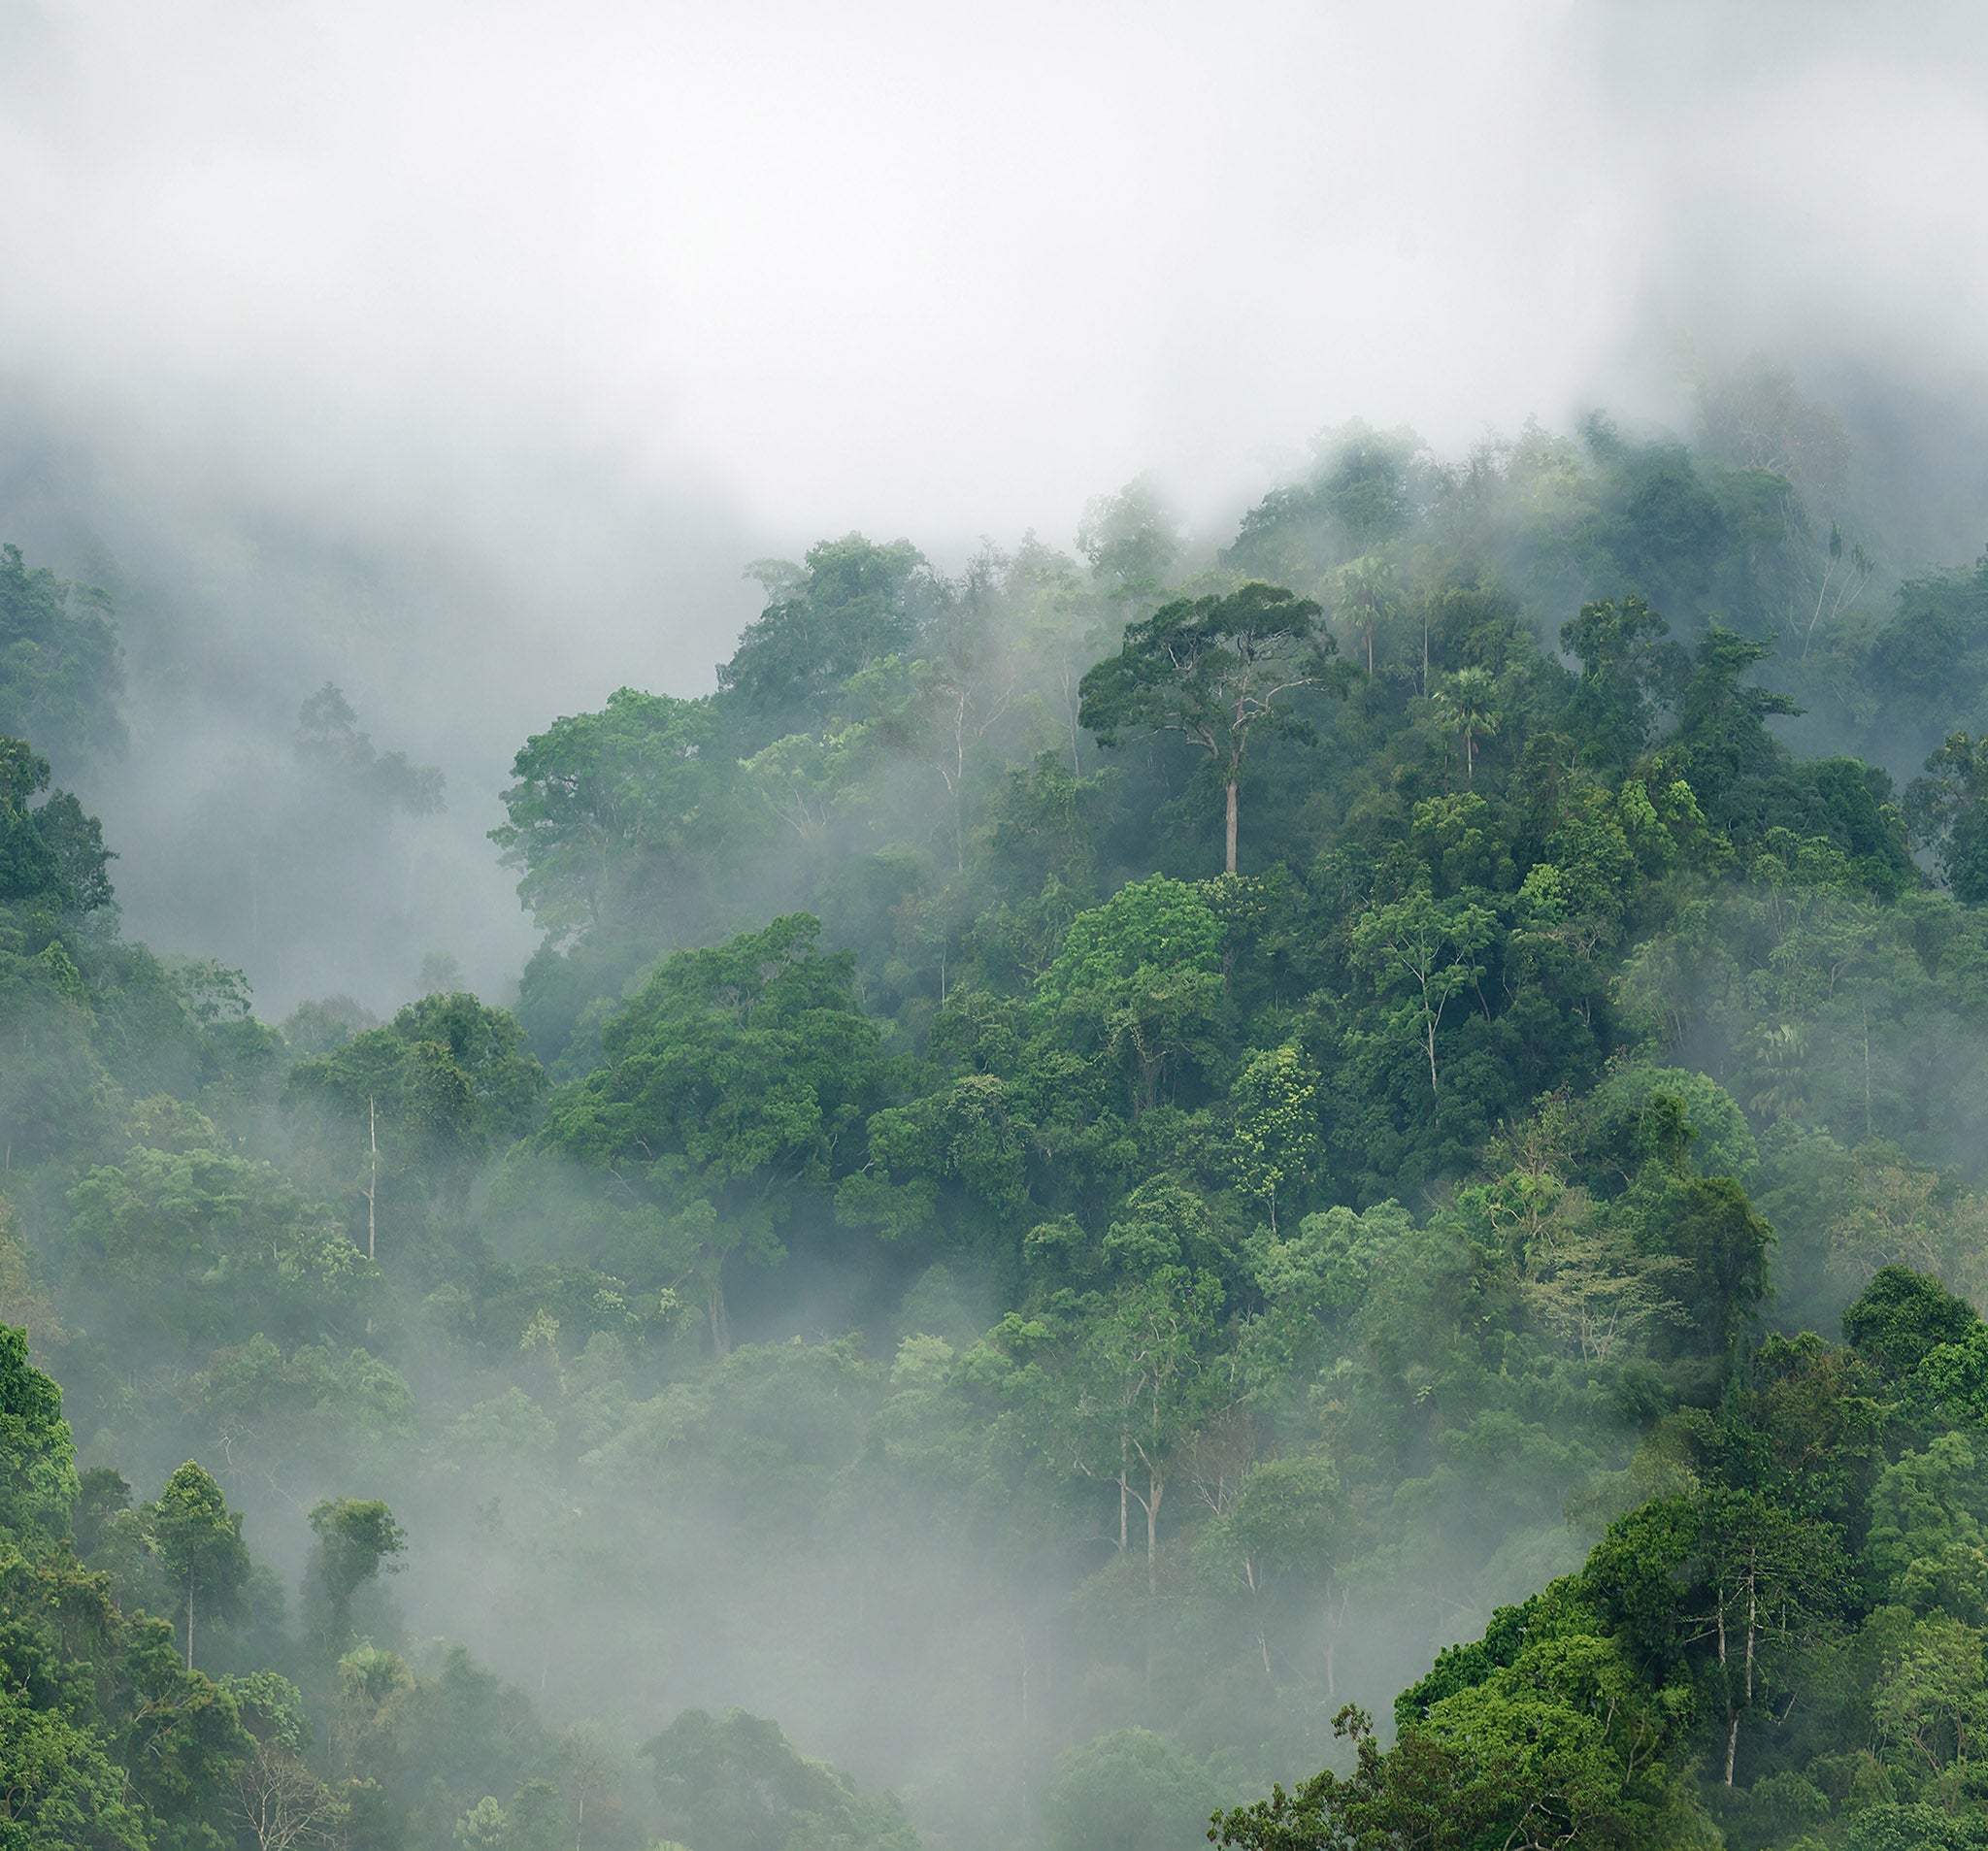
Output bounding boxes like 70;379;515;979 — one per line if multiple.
229;1738;348;1851
1044;1728;1218;1851
1803;520;1874;655
0;1322;78;1546
0;738;65;908
1590;1487;1845;1787
1558;594;1681;765
1079;581;1337;874
1335;553;1398;678
1036;876;1228;1116
1077;476;1181;616
306;1497;408;1653
0;1686;148;1851
916;547;1021;870
490;687;724;944
643;1706;919;1851
1201;1454;1340;1681
1431;666;1500;785
1215;1659;1711;1851
1350;888;1498;1097
1068;1266;1224;1608
717;534;936;739
147;1460;250;1670
63;1131;378;1351
286;989;547;1229
0;543;124;774
539;914;888;1351
1842;1265;1981;1382
1230;1044;1322;1233
1906;731;1988;904
1872;1611;1988;1789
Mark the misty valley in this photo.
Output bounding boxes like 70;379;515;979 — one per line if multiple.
17;386;1988;1851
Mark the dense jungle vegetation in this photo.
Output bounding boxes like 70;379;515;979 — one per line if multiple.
13;370;1988;1849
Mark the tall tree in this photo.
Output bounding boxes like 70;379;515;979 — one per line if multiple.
1078;581;1337;873
1431;667;1501;785
306;1497;408;1654
147;1460;250;1670
1351;888;1499;1098
539;914;889;1352
490;687;723;945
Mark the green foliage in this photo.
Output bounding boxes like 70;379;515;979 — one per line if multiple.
1078;581;1337;873
644;1706;920;1851
306;1496;407;1651
17;396;1988;1850
0;545;123;775
60;1134;379;1350
145;1460;249;1669
1044;1728;1219;1851
492;686;727;945
0;1324;77;1545
719;535;938;738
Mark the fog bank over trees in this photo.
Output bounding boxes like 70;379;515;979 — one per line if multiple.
6;6;1988;1849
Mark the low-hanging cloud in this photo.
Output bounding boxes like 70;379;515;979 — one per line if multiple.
1;0;1985;1009
6;3;1984;553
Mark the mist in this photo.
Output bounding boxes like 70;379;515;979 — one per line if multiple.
7;7;1988;1851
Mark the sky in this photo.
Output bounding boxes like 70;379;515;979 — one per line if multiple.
2;0;1985;1000
6;3;1985;570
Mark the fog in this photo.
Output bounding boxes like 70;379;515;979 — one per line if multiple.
6;4;1987;1008
7;6;1988;1843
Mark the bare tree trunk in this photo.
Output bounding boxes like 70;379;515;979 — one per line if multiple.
1225;779;1239;876
365;1095;378;1262
1864;1006;1872;1139
709;1278;731;1359
1744;1573;1757;1706
1118;1433;1129;1551
1718;1591;1734;1785
186;1578;195;1671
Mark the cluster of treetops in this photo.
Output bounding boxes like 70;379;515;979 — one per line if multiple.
10;370;1988;1845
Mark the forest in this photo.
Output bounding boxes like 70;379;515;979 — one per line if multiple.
11;366;1988;1851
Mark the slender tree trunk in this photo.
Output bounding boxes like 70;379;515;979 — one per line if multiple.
1224;779;1239;876
366;1095;378;1262
709;1278;731;1359
1717;1591;1735;1785
186;1578;195;1672
1425;1008;1440;1097
1118;1433;1129;1551
1864;1006;1872;1139
1744;1573;1757;1705
1146;1472;1162;1596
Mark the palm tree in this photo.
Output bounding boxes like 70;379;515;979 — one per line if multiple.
1435;667;1501;784
1335;555;1399;678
